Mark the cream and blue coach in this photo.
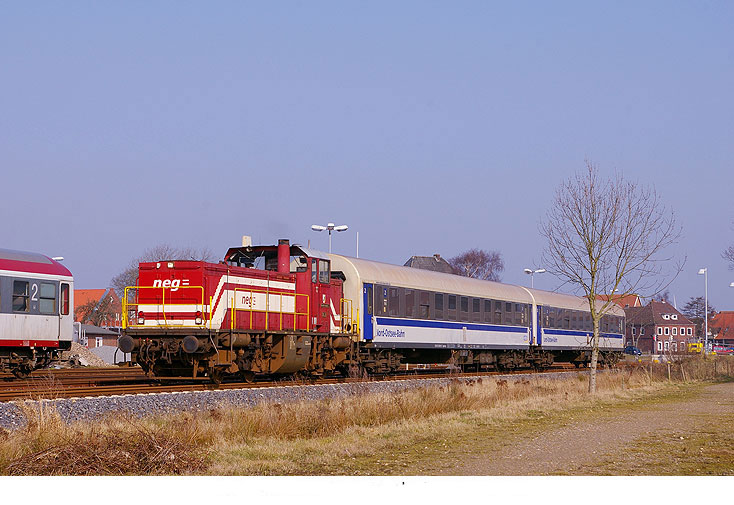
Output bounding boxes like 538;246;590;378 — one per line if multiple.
329;254;624;368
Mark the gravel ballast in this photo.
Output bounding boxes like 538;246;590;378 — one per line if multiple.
0;372;575;430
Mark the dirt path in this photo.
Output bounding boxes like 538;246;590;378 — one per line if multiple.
450;382;734;475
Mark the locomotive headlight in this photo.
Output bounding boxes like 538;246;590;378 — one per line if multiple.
138;311;145;325
195;311;203;325
168;262;174;268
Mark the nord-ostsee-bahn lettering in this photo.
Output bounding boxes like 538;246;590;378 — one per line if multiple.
118;238;625;383
0;248;74;378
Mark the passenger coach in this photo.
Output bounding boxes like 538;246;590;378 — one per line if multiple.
0;248;74;377
329;254;624;370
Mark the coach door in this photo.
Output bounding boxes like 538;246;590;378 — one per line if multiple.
59;282;73;341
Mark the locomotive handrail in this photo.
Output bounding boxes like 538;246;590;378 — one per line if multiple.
340;298;359;335
122;285;207;329
231;287;310;332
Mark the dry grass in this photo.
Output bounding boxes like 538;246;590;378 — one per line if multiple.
1;356;732;475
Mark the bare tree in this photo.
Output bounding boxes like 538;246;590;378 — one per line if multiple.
540;161;682;393
449;249;504;281
110;244;215;298
723;245;734;270
76;296;118;327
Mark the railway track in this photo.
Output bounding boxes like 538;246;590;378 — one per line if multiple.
0;363;582;403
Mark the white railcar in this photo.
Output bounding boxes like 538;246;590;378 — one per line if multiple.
330;254;623;369
0;248;74;377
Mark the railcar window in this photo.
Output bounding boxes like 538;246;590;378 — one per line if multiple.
311;261;317;283
39;283;57;314
366;286;373;315
472;298;480;318
494;300;502;324
434;293;443;319
405;289;415;318
483;300;491;323
12;281;29;312
318;260;330;284
447;295;457;321
380;287;387;316
389;288;400;317
515;304;524;325
460;296;468;313
448;295;456;310
419;291;430;319
61;283;70;315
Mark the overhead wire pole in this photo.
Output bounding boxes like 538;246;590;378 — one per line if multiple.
698;268;708;355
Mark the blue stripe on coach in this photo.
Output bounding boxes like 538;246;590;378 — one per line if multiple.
375;317;529;333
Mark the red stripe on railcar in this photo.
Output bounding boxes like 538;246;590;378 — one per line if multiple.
0;340;61;348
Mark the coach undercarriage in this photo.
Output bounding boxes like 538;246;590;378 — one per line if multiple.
0;345;69;378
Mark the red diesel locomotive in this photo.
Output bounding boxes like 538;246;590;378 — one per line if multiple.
117;240;361;382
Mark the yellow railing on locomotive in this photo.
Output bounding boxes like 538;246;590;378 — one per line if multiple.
230;288;310;332
122;285;207;329
340;298;359;335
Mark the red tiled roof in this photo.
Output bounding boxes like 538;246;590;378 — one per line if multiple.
596;294;641;308
711;311;734;340
624;300;694;326
74;289;107;311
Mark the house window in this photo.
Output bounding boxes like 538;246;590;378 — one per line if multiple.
664;341;670;351
687;328;692;336
680;327;685;335
632;327;636;335
658;341;663;351
673;342;678;351
664;327;669;335
657;327;663;335
672;327;677;336
640;327;645;335
96;337;103;348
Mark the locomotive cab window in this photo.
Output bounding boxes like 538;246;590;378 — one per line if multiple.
12;280;29;312
311;260;317;283
318;260;330;284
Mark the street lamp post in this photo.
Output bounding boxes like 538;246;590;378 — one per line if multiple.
311;222;348;253
698;268;708;354
523;268;546;288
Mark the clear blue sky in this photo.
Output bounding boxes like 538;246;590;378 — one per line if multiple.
1;1;732;308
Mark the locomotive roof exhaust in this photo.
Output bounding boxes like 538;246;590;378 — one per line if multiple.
278;239;290;274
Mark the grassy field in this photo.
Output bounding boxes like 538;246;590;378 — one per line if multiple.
1;357;732;475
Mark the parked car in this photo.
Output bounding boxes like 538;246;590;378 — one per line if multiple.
624;345;642;356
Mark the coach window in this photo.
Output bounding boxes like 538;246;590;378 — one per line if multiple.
419;291;430;319
12;280;29;312
405;289;415;318
484;300;491;323
460;297;469;321
319;260;330;284
61;283;70;315
472;298;480;322
448;295;457;321
434;293;443;320
494;300;503;324
366;286;374;315
515;304;524;325
39;283;57;315
375;286;388;316
389;288;400;317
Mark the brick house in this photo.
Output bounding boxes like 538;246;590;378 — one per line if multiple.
624;300;696;354
74;288;122;328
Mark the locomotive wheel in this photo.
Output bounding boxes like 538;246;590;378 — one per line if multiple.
240;371;256;383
